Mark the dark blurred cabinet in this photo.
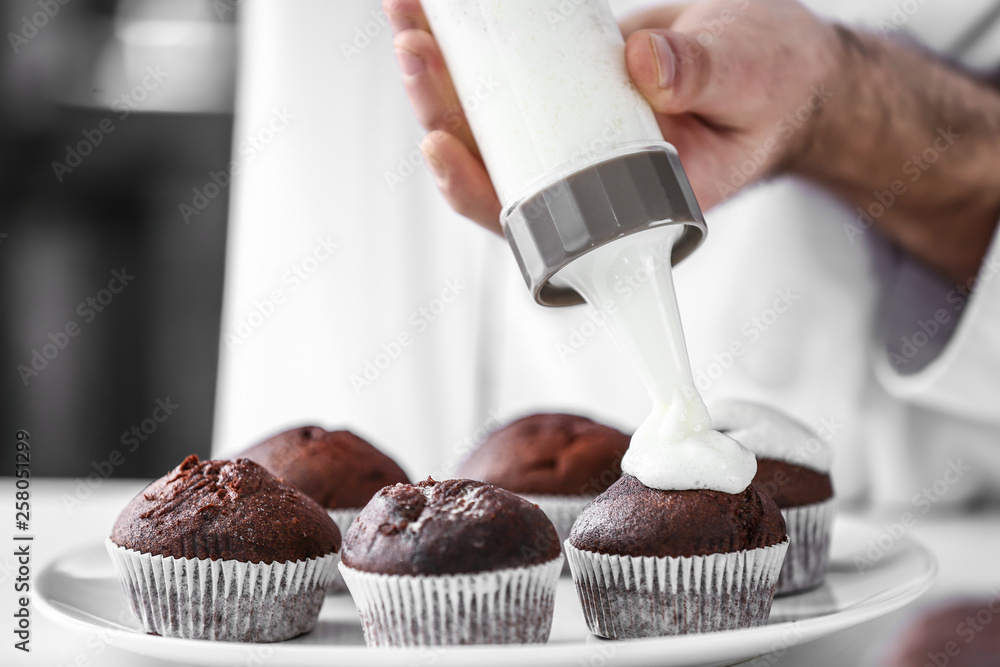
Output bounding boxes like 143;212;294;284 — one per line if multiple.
1;0;235;478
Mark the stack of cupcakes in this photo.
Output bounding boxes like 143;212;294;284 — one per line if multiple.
237;426;410;591
712;399;835;594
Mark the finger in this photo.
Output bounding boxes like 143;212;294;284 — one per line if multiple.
394;29;479;156
422;131;503;236
619;4;690;37
625;28;716;116
383;0;431;34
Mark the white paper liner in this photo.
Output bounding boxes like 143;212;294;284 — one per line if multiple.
776;499;835;595
339;556;563;646
566;539;789;639
326;508;360;593
106;540;339;642
521;494;594;574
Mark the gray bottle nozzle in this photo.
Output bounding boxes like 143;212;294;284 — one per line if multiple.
501;143;707;307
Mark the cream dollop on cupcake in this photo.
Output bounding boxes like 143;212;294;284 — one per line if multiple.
712;399;835;594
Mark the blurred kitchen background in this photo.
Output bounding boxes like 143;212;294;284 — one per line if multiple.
1;0;236;476
5;0;1000;487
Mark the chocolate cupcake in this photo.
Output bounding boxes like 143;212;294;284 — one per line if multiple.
881;599;1000;667
712;399;835;594
567;474;788;638
339;478;564;646
108;455;341;642
238;426;409;591
456;413;629;564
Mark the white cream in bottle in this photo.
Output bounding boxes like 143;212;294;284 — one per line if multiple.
423;0;755;494
421;0;662;203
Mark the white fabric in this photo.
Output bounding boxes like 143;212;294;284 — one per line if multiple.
874;227;1000;424
214;0;1000;509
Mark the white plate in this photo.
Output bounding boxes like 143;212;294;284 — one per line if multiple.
36;516;935;667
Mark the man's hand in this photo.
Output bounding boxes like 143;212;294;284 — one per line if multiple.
386;0;1000;284
384;0;840;234
618;1;842;210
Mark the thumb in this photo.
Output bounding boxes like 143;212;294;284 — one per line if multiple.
625;29;715;116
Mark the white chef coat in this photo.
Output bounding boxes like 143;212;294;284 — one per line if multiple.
213;0;1000;509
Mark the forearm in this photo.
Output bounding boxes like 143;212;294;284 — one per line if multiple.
791;27;1000;284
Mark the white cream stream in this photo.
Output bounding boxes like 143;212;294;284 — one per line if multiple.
552;227;756;493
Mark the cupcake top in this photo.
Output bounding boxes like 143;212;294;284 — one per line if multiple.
711;399;832;473
753;458;834;508
111;455;341;564
569;474;786;558
238;426;409;509
341;478;561;576
456;413;630;496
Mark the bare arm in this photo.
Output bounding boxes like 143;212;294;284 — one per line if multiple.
387;0;1000;284
790;29;1000;284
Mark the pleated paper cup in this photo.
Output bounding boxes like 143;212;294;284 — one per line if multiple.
106;539;339;642
776;499;835;595
521;494;594;574
566;539;789;639
326;508;360;593
339;556;564;646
